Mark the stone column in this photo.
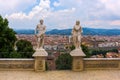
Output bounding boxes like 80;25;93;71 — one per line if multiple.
33;48;48;71
70;48;86;71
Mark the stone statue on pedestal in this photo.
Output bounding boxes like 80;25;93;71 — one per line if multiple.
70;20;85;56
70;20;86;71
72;20;82;49
33;19;48;71
35;19;46;49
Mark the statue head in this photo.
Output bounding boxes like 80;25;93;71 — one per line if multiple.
76;20;80;25
40;19;44;25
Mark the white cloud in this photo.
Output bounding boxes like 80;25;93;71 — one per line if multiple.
6;12;27;20
110;20;120;26
100;0;120;12
39;0;50;8
45;8;76;29
53;1;61;7
84;20;120;29
96;0;120;12
2;0;120;29
6;0;50;19
6;0;77;29
0;0;36;15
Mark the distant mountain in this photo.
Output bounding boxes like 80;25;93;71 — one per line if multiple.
82;28;120;36
15;29;34;34
14;28;120;36
46;28;120;36
46;29;72;35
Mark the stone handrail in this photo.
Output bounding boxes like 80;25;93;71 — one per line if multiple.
84;58;120;60
0;58;34;70
0;58;34;60
84;58;120;70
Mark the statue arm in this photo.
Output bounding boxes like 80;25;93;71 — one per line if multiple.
35;25;38;36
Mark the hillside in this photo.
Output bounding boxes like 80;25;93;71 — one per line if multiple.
14;28;120;36
46;28;120;36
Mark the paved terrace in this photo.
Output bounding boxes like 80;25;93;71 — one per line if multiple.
0;70;120;80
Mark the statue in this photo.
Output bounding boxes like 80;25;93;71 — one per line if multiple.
72;20;82;49
35;19;46;49
70;20;85;72
33;19;48;71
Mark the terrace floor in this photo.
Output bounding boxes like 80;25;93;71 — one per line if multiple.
0;70;120;80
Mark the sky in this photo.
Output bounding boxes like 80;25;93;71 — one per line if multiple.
0;0;120;30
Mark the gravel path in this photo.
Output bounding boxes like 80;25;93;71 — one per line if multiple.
0;70;120;80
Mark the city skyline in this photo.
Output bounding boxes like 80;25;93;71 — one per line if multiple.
0;0;120;30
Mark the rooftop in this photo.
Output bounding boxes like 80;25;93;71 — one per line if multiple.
0;70;120;80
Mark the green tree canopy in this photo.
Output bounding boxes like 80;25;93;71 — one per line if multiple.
81;45;91;58
90;49;118;57
10;51;22;58
16;40;35;58
0;15;17;58
55;53;73;70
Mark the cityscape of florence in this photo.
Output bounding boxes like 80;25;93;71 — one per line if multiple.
0;0;120;80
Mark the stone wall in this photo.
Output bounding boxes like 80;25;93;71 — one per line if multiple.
0;58;120;71
84;58;120;70
0;58;34;70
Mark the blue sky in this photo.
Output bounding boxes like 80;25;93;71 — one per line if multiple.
0;0;120;30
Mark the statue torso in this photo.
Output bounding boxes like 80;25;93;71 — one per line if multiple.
73;25;82;35
37;24;46;34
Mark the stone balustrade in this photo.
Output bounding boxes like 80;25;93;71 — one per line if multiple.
0;58;120;71
0;58;34;70
84;58;120;70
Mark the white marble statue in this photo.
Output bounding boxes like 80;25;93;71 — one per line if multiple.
35;19;46;49
72;20;82;49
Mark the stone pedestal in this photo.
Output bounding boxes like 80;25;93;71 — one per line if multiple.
32;48;48;71
70;48;86;71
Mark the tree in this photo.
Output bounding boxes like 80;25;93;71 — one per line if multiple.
16;40;35;58
69;45;75;51
90;49;118;57
81;45;91;58
55;53;73;70
10;51;22;58
0;15;17;58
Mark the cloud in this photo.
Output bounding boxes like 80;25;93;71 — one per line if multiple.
84;20;120;29
110;20;120;26
2;0;120;29
88;0;120;20
45;8;76;29
53;1;61;7
100;0;120;13
6;0;76;29
6;0;50;19
0;0;36;16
